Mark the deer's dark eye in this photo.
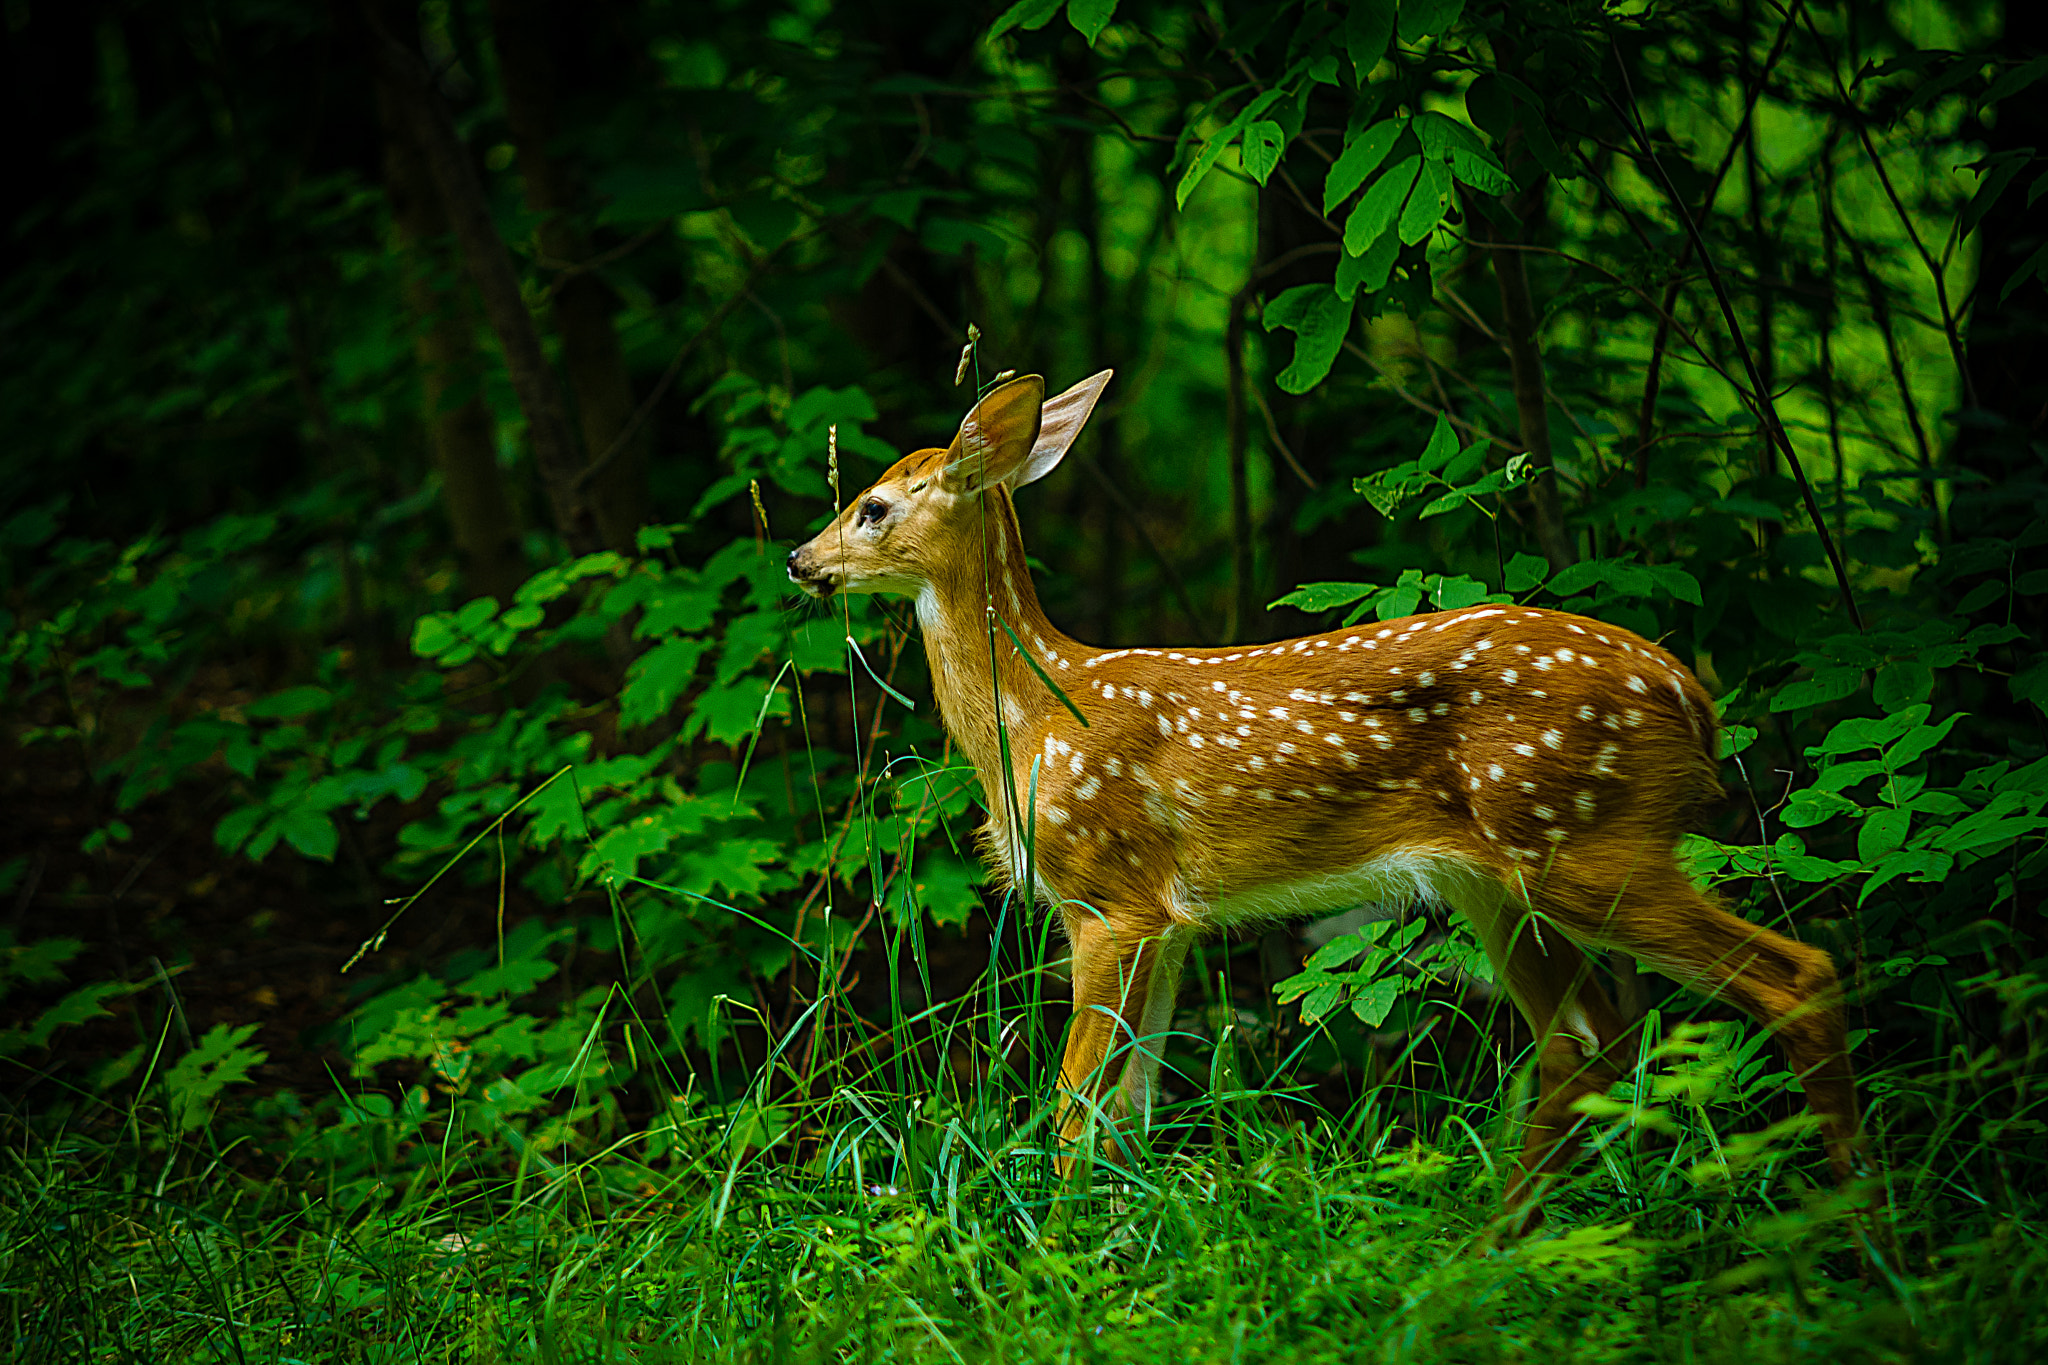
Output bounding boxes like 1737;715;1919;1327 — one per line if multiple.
858;498;888;527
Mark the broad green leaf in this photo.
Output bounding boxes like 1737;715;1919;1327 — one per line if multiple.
1323;119;1404;212
245;686;334;719
1271;581;1378;613
1398;0;1464;45
2012;656;2048;711
278;808;339;861
1874;660;1934;711
1887;711;1965;766
1344;0;1396;78
989;0;1062;39
1999;238;2048;304
620;638;713;730
1264;284;1355;394
1783;788;1860;829
1857;807;1910;862
1335;228;1400;300
1419;488;1471;518
1414;111;1490;160
1397;158;1450;243
1344;155;1420;255
1815;759;1887;792
1980;54;2048;109
1720;725;1758;758
1432;575;1491;609
1819;706;1924;755
215;804;264;854
1645;563;1704;606
1418;413;1460;471
1858;848;1952;904
1769;667;1864;713
1377;581;1423;620
1349;977;1403;1027
1177;88;1287;209
1771;834;1853;883
1242;120;1286;184
1067;0;1117;45
1504;552;1549;592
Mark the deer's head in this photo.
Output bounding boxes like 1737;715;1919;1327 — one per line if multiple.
786;370;1111;600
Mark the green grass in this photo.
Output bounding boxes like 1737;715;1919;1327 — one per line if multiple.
6;979;2044;1365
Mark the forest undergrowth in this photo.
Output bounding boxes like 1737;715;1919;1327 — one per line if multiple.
5;0;2048;1359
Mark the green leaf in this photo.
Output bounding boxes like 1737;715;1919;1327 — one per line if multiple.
1770;667;1864;713
1378;581;1423;620
1324;119;1404;212
1335;228;1401;300
1398;0;1464;45
1271;581;1378;613
1419;488;1472;518
1263;284;1355;394
1418;413;1460;471
1644;563;1704;606
620;638;713;730
989;0;1063;39
1242;120;1287;184
1858;848;1952;905
1818;707;1924;755
1980;54;2048;109
1720;725;1758;758
1067;0;1117;44
1874;660;1934;711
2012;656;2048;712
278;809;339;862
215;804;265;855
245;686;334;719
1349;977;1403;1027
1431;575;1491;610
162;1023;266;1130
1998;238;2048;304
1504;552;1549;592
1857;807;1910;862
1887;712;1964;767
1448;146;1513;193
1177;88;1287;209
1344;0;1396;79
1344;155;1420;255
1771;834;1853;883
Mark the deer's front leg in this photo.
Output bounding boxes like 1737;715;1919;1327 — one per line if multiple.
1055;904;1190;1170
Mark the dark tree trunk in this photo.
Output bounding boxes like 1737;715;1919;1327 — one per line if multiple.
366;10;602;557
487;0;650;553
377;83;526;608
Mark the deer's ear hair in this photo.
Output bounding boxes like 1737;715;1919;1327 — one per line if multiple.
1012;369;1111;488
941;374;1045;493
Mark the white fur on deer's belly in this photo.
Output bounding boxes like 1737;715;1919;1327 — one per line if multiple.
1202;848;1494;929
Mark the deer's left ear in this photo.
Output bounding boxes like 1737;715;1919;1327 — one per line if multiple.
941;374;1045;494
1012;369;1112;488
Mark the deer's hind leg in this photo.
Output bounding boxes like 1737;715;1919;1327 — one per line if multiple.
1558;863;1863;1183
1454;877;1636;1235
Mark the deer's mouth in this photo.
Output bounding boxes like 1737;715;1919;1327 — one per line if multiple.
785;549;838;599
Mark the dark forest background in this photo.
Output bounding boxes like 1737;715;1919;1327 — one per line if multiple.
2;0;2046;1358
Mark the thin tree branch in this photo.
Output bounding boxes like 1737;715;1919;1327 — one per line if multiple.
1604;46;1863;632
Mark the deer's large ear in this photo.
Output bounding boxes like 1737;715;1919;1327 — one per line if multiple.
1012;369;1111;488
941;374;1045;493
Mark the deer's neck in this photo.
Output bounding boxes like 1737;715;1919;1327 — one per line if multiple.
914;490;1081;802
